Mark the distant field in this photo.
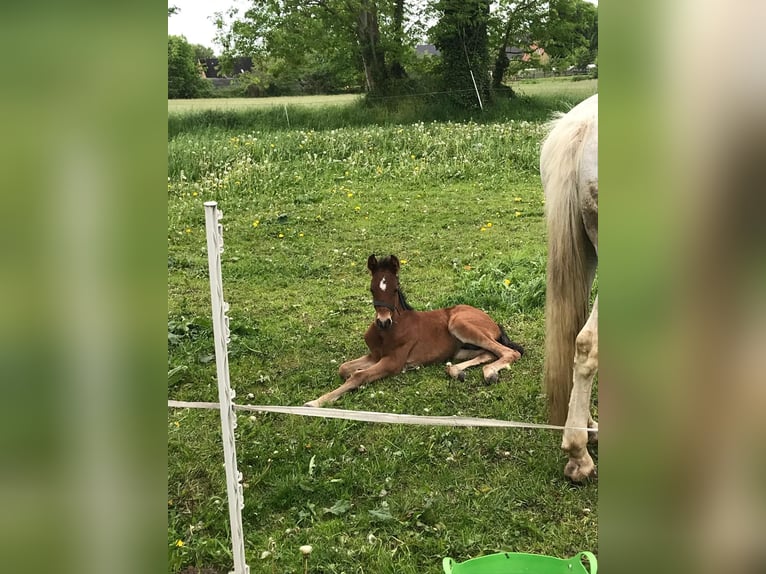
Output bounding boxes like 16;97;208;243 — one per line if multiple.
168;94;363;113
512;77;597;99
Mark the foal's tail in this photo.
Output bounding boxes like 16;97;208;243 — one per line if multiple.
541;105;593;425
497;324;525;356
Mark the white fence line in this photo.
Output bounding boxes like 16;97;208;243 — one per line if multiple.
168;400;595;432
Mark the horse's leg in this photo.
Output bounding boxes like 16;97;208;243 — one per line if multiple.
445;351;495;381
339;354;376;380
305;355;405;407
562;296;598;481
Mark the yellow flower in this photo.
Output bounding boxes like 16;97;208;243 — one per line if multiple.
514;197;522;202
252;220;260;228
185;228;191;234
278;233;284;238
480;227;487;232
400;259;408;264
514;211;522;217
410;154;416;160
175;540;184;548
354;206;361;211
347;192;353;198
486;222;492;228
503;279;511;286
299;233;304;237
192;192;198;197
174;421;180;428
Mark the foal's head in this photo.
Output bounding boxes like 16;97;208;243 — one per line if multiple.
367;254;402;330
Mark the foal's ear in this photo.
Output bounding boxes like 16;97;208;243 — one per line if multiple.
367;254;378;272
389;254;400;274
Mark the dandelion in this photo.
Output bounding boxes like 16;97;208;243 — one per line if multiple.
174;421;180;428
486;222;493;228
503;279;511;286
514;211;522;217
192;191;198;197
185;228;191;234
175;540;184;548
278;233;285;238
300;545;313;574
354;206;361;212
347;192;353;198
299;233;304;237
400;259;408;265
480;227;487;232
252;220;260;228
514;197;522;202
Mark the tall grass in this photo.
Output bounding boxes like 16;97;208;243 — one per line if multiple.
167;81;597;574
168;79;597;138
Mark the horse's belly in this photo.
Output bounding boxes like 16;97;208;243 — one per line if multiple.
407;335;459;367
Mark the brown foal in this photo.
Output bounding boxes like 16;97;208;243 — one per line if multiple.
304;254;524;407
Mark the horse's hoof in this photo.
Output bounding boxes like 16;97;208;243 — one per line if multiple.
303;400;319;408
564;454;596;483
457;371;466;382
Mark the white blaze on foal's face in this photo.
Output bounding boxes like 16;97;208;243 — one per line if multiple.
379;277;387;292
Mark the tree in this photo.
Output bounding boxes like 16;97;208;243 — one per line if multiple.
531;0;597;68
214;0;420;96
191;44;215;62
489;0;546;91
431;0;493;108
168;35;212;98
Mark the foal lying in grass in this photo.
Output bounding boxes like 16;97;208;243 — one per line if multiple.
305;255;524;407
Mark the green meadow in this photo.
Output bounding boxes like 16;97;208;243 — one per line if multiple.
168;78;598;573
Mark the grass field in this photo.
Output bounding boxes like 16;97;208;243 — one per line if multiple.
168;77;597;574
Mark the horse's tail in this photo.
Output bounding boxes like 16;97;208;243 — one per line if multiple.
540;104;594;425
497;324;524;356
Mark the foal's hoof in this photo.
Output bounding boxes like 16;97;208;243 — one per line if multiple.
483;372;499;385
303;400;320;408
445;363;464;381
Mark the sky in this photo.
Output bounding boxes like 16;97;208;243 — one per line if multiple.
168;0;598;52
167;0;247;50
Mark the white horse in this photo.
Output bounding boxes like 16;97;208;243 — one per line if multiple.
540;94;598;481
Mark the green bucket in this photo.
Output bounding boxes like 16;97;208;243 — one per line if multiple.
442;551;597;574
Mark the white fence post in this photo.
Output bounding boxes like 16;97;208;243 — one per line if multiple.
203;201;250;574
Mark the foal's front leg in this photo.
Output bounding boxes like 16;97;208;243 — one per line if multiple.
338;354;376;380
305;356;404;407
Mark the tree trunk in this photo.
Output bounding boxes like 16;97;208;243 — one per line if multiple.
356;1;389;94
492;17;515;93
389;0;407;79
434;0;492;108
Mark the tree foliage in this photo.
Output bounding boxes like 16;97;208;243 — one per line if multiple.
168;35;212;99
